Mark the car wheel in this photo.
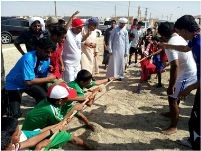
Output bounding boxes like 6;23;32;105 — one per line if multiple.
1;33;12;44
96;31;100;37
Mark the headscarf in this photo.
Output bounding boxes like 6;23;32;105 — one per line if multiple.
29;17;45;31
88;17;99;26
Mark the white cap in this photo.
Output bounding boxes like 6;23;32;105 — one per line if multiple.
47;83;77;99
118;18;128;24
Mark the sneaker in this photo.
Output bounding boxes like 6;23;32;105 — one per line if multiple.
176;138;192;148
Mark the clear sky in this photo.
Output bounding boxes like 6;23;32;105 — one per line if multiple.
1;1;201;21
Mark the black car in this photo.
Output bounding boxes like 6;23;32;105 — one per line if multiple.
1;18;29;44
98;20;111;35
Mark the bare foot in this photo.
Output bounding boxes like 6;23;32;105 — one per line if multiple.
162;127;177;135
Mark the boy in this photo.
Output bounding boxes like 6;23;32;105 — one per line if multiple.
67;69;110;97
159;15;200;149
158;22;197;135
66;69;111;130
2;117;90;150
22;83;89;131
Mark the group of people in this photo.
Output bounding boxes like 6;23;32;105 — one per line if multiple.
102;15;200;150
1;11;112;150
1;12;200;150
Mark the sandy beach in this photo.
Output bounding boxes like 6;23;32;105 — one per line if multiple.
2;37;195;150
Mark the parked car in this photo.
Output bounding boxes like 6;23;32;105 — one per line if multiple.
98;20;111;35
141;21;151;34
1;16;17;21
1;18;29;44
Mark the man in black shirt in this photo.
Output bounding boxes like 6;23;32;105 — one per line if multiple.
102;20;116;69
14;17;49;55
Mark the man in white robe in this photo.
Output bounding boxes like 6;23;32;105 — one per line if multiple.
106;18;129;80
81;18;98;75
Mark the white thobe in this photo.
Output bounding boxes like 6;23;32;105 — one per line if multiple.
106;26;129;78
81;27;97;74
62;29;82;82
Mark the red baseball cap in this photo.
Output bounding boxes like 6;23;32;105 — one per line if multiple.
72;18;84;28
47;82;77;99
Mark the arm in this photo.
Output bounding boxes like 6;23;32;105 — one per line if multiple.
59;55;65;72
125;31;130;56
19;121;64;150
159;43;191;52
25;75;56;86
95;78;108;85
68;96;87;102
34;139;51;150
14;41;25;55
108;29;115;53
104;29;110;46
81;30;90;42
63;103;84;119
19;130;52;149
65;11;80;30
167;59;178;95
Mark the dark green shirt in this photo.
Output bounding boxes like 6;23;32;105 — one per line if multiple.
67;81;96;96
22;99;69;130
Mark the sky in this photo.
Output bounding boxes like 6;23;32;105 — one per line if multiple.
1;1;201;21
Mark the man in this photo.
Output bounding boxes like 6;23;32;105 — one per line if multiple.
158;22;197;135
159;15;200;149
62;18;90;82
102;20;116;69
130;18;138;31
81;17;99;74
5;37;56;118
129;21;144;64
1;117;65;150
45;16;58;30
14;17;48;55
106;18;129;81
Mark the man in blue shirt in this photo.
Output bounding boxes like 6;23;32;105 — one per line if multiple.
5;37;56;118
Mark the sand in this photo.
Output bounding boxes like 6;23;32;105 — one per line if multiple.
2;37;195;150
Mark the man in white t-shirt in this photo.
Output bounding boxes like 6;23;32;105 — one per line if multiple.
129;21;144;64
158;22;197;135
62;18;90;82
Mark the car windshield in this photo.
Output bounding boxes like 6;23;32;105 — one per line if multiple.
104;21;111;25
